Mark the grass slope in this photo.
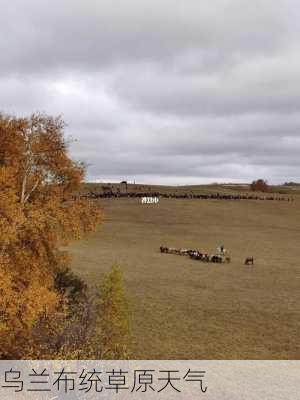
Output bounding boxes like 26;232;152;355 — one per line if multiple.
68;197;300;359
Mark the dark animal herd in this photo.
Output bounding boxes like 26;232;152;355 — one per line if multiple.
83;190;291;202
160;246;255;265
159;246;231;264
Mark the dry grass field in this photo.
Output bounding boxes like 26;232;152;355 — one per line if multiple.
68;195;300;359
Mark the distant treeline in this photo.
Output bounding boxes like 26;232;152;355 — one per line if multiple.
81;191;292;201
284;182;300;186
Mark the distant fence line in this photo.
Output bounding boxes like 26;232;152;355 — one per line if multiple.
81;191;293;202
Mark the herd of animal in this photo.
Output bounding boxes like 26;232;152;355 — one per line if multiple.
160;246;255;265
159;246;231;263
83;190;291;202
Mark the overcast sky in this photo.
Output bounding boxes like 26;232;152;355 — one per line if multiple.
1;0;300;184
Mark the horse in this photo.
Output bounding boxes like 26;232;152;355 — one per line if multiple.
202;254;210;262
218;254;231;263
210;255;223;263
244;257;254;265
187;249;198;257
179;249;190;256
194;251;203;260
216;255;223;263
160;246;168;253
168;247;177;254
189;250;202;260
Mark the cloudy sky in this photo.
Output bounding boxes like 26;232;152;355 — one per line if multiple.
1;0;300;184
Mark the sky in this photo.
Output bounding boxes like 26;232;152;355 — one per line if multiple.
1;0;300;184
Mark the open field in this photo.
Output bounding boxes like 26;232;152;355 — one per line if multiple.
68;196;300;359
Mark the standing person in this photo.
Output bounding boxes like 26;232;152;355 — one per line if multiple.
218;244;226;254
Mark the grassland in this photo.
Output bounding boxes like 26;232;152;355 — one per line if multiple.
68;190;300;359
80;181;300;196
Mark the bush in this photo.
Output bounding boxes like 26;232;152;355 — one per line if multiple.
28;265;131;359
93;265;131;359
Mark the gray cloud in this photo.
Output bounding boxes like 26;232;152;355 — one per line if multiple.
0;0;300;184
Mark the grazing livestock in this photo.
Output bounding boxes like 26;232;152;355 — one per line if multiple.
160;246;168;253
179;249;190;256
189;251;203;260
244;257;254;265
159;246;234;265
168;247;178;254
210;255;223;263
161;246;199;256
202;254;210;262
82;189;291;202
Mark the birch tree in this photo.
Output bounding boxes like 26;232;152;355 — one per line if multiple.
0;113;102;358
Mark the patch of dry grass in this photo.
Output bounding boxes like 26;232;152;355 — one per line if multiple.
68;198;300;359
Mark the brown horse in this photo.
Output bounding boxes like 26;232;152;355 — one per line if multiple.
244;257;254;265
